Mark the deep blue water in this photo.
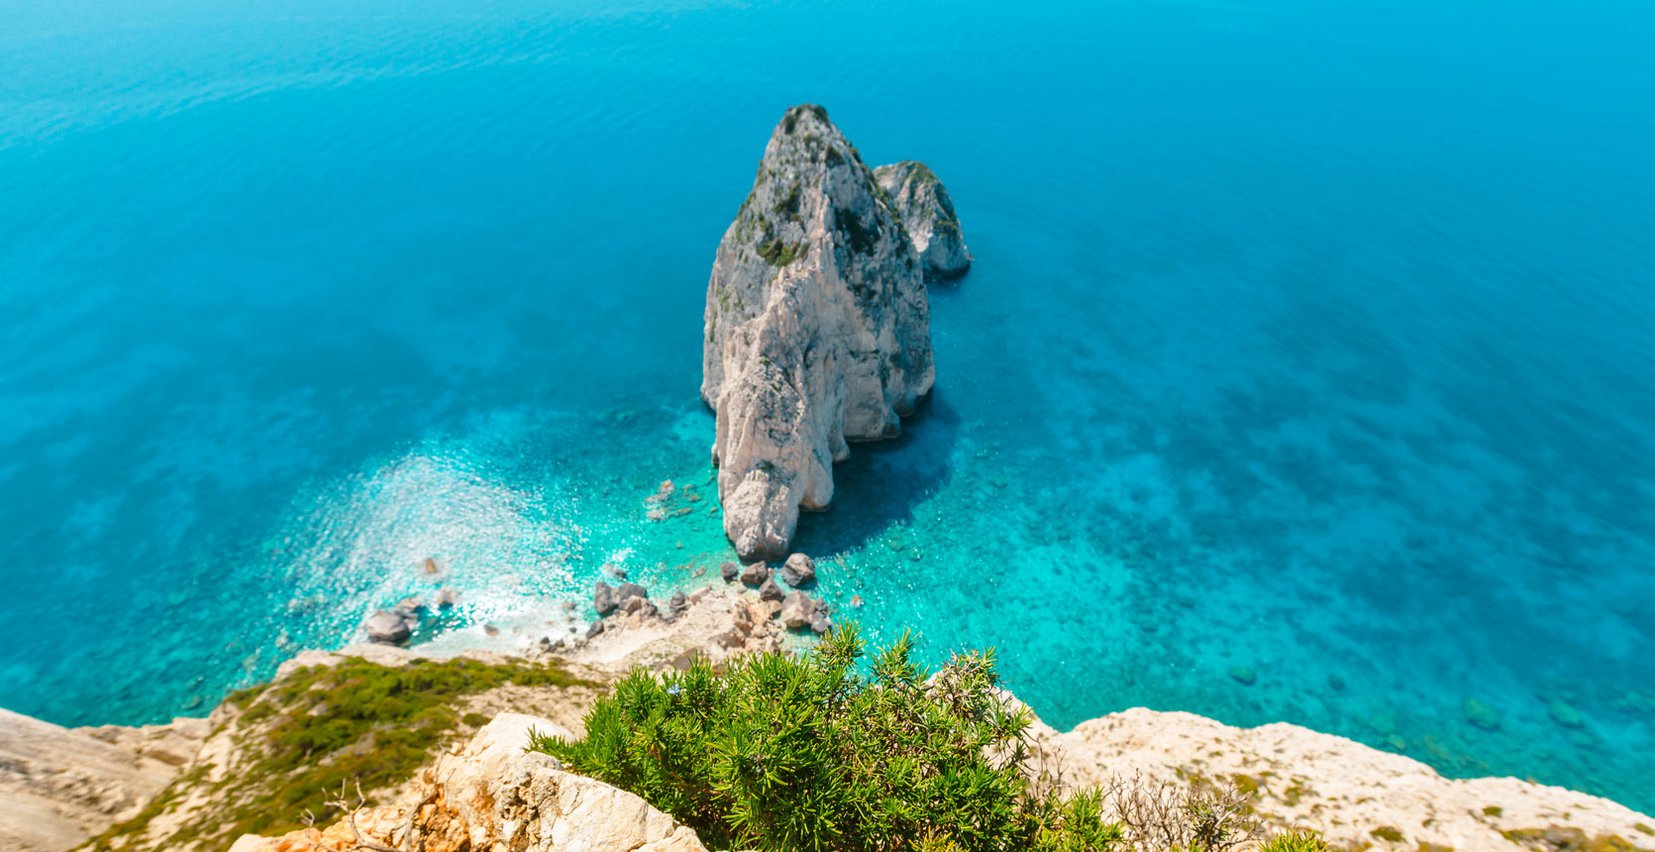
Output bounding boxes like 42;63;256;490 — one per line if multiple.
4;0;1654;813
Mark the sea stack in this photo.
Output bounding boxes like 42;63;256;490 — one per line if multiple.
874;161;972;279
702;105;967;560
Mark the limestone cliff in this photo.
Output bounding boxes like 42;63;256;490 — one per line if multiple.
701;104;946;561
230;714;706;852
874;161;972;279
0;709;200;852
4;587;1651;852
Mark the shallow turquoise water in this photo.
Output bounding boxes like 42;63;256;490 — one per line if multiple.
3;0;1654;812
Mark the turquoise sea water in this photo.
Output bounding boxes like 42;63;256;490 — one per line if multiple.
4;0;1654;812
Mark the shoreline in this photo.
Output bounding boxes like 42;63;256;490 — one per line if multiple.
4;581;1651;852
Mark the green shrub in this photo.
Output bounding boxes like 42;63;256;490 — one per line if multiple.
1371;825;1406;842
532;626;1122;852
1258;830;1332;852
757;237;804;266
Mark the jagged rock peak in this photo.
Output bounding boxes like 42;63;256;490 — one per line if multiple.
701;104;938;561
875;160;972;280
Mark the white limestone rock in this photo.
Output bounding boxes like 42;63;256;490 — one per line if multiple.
874;160;972;280
229;713;708;852
702;104;936;561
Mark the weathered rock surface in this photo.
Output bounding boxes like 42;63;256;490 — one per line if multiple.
594;581;618;615
0;708;201;852
874;161;971;279
362;608;416;645
702;104;943;561
1043;706;1655;852
780;552;816;587
738;562;769;586
778;592;818;630
230;714;707;852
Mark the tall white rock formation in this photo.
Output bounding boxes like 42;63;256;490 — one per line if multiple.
702;105;967;561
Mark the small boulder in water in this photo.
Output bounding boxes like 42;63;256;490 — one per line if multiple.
758;578;785;603
593;581;618;616
739;562;770;586
720;561;740;582
779;592;815;629
363;609;415;646
780;553;816;587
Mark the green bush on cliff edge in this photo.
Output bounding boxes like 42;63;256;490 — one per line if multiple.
534;626;1331;852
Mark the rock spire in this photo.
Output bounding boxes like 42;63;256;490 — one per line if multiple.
701;105;967;560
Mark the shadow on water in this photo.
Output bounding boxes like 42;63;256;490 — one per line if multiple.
791;389;961;556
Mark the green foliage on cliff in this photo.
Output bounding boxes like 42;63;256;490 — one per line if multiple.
757;237;805;266
84;655;591;852
533;625;1119;851
1256;831;1332;852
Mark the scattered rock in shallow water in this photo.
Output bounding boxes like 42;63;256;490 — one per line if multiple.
363;609;415;645
810;617;831;635
1549;700;1585;729
433;587;461;609
1327;673;1347;691
692;565;706;577
1464;697;1502;732
849;594;864;608
585;620;605;639
781;553;817;587
740;562;770;585
1229;666;1258;686
874;160;972;280
720;561;740;582
670;591;689;616
593;581;618;616
779;592;815;629
616;582;648;603
758;578;785;603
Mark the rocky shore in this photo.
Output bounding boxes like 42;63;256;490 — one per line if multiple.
4;580;1650;852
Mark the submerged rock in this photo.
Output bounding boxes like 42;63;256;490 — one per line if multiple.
702;104;944;561
1464;696;1503;732
874;161;971;279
